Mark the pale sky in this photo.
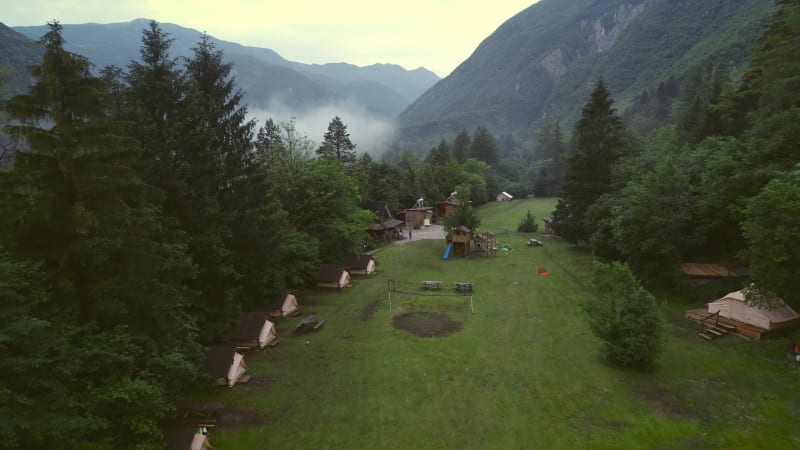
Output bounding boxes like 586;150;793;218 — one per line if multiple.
4;1;538;77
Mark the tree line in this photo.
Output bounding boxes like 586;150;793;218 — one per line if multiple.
553;0;800;310
0;20;383;449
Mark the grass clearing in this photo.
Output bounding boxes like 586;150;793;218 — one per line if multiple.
208;198;800;449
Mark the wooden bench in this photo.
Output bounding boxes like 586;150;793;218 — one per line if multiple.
422;280;444;289
454;282;474;293
313;320;325;331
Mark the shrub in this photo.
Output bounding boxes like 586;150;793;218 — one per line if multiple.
517;210;539;232
582;261;664;368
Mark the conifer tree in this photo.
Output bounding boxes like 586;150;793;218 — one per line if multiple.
0;21;199;448
317;115;356;166
452;128;471;163
552;80;625;244
470;125;499;165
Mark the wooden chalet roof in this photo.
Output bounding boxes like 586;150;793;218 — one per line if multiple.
680;263;737;277
203;345;236;379
231;312;269;342
381;218;404;229
317;265;346;283
346;255;375;270
363;201;392;220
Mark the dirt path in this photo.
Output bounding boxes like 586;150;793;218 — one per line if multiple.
393;224;445;245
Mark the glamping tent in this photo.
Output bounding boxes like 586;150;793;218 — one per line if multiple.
271;291;299;317
317;265;351;289
165;426;213;450
346;255;376;276
203;345;248;387
496;191;513;202
707;291;800;330
231;312;279;349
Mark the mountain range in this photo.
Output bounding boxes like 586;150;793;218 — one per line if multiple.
7;19;440;117
396;0;774;149
2;1;778;154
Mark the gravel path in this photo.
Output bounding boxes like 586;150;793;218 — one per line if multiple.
393;224;445;245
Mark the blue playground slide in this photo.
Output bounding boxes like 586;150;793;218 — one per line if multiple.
443;242;453;260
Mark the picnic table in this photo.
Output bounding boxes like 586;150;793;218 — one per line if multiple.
454;282;474;293
295;314;325;332
422;280;444;289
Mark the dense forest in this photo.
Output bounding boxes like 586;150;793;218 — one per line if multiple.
552;0;800;307
1;0;799;446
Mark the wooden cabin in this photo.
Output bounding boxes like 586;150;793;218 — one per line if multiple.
404;207;433;228
231;312;279;349
435;201;459;221
368;218;404;242
317;265;352;289
680;263;738;278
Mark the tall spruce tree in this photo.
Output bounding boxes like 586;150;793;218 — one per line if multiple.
470;125;499;165
552;80;625;244
317;115;356;166
452;128;471;163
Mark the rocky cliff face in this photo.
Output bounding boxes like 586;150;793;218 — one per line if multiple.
395;0;772;151
583;0;653;53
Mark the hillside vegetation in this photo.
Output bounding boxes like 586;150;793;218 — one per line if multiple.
396;0;772;150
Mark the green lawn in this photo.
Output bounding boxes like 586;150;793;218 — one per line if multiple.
209;198;799;449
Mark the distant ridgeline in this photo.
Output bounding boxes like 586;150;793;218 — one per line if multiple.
12;19;440;118
394;0;774;152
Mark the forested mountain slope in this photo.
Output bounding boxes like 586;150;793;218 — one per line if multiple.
0;22;42;100
396;0;773;149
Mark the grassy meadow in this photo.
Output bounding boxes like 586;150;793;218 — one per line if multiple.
209;198;799;449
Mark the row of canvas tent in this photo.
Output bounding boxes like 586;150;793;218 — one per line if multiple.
315;255;377;289
203;292;300;388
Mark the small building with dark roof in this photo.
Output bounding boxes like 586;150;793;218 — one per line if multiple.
404;207;433;228
435;201;459;221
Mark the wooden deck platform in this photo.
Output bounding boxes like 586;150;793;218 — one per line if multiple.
686;309;800;341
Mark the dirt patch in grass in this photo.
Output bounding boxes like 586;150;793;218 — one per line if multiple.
392;312;462;337
631;380;714;423
361;300;380;321
180;402;265;428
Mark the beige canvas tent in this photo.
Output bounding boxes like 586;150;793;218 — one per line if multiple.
707;291;800;330
203;346;247;387
270;291;299;317
317;265;352;289
345;255;376;276
165;426;213;450
231;312;279;349
496;191;513;202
